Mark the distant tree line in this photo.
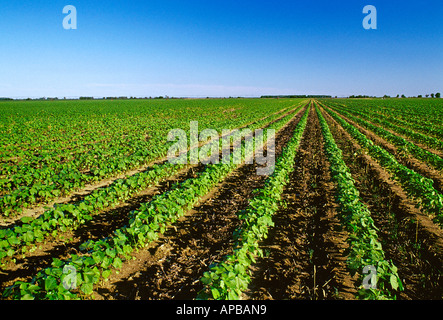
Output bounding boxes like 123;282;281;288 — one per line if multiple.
348;93;441;99
391;93;441;99
0;93;440;101
261;95;332;99
348;95;376;98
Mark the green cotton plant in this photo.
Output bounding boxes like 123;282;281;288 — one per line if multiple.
316;103;403;300
198;105;310;300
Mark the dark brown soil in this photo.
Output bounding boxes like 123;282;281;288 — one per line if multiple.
244;105;357;300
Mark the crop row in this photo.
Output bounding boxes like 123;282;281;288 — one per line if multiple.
2;103;304;300
324;99;443;127
368;108;443;141
0;99;299;216
0;135;168;216
328;104;443;171
326;100;443;152
197;104;310;300
319;103;443;228
316;103;403;299
0;162;182;266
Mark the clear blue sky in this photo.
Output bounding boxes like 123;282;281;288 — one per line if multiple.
0;0;442;98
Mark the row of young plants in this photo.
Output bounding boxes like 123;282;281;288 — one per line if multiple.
0;162;182;267
0;135;181;216
0;113;150;188
319;103;443;228
0;99;299;216
324;98;443;128
0;103;305;268
329;104;443;171
369;108;443;141
326;100;443;152
0;167;89;217
0;127;213;215
2;103;305;300
0;133;167;216
1;98;297;166
197;105;310;300
316;104;404;299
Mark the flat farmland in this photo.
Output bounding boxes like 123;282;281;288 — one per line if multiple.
0;98;442;300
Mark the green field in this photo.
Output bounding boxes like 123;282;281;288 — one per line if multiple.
0;98;442;300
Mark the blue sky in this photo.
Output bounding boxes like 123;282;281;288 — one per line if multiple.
0;0;442;98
